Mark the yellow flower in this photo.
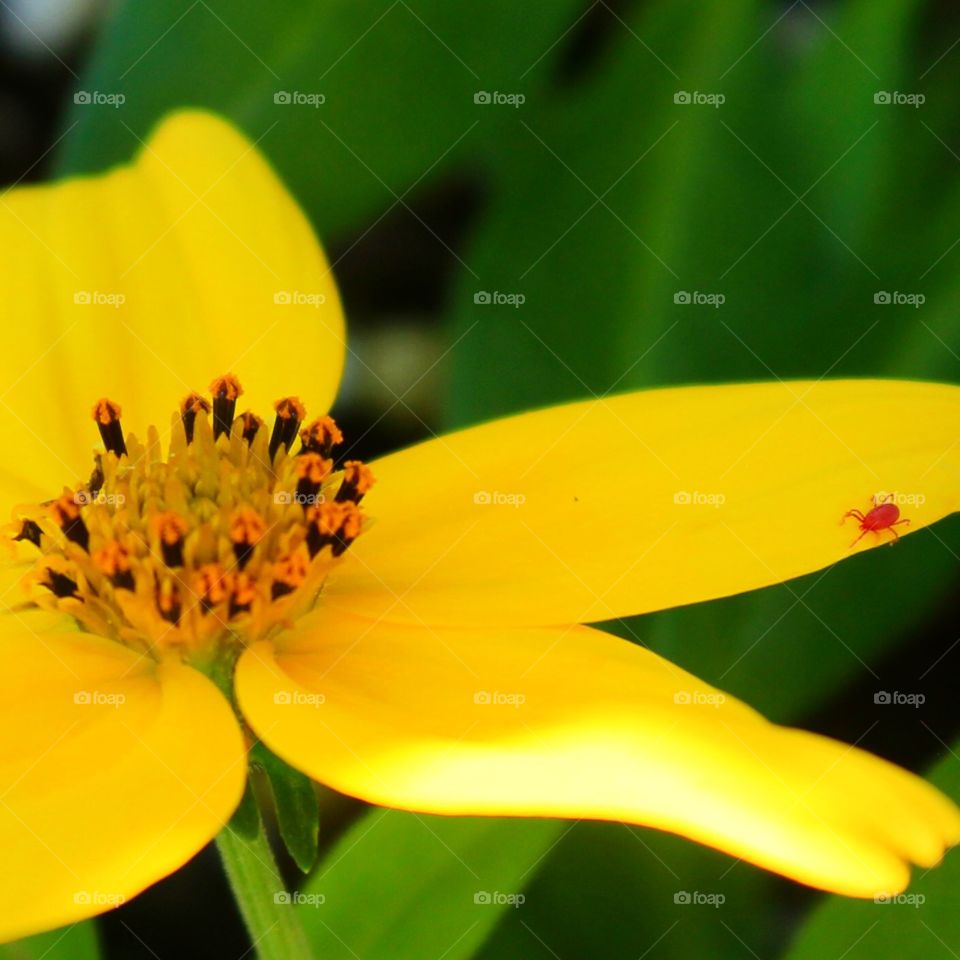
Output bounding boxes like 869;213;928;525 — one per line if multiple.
1;111;958;942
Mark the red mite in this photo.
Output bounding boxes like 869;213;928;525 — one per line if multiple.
842;494;911;547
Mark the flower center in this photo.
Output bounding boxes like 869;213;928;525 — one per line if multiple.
10;375;373;665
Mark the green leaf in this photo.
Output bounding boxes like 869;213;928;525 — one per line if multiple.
632;515;960;721
297;809;563;960
446;0;960;720
443;1;960;956
251;742;320;873
227;778;260;841
0;923;100;960
479;823;782;960
784;739;960;960
59;0;582;236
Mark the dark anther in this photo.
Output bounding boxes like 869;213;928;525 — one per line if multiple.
305;503;361;559
228;573;255;618
112;569;135;591
195;564;228;613
295;453;331;506
229;509;265;571
93;542;134;591
210;374;243;441
271;580;295;600
299;416;343;458
157;582;181;626
229;597;251;617
162;540;183;568
237;411;263;445
233;542;254;570
88;457;104;499
269;397;306;461
271;553;307;600
335;461;375;504
158;598;181;625
43;569;81;600
91;399;127;458
52;495;89;551
152;512;188;568
180;393;211;444
14;519;43;548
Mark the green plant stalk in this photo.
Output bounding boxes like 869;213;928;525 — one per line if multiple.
216;812;313;960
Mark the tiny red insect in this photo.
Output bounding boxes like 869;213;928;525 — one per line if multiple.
841;494;911;547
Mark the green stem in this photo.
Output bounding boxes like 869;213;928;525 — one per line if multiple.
216;810;313;960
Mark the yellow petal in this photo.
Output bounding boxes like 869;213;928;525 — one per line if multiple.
236;608;960;897
326;379;960;626
0;109;344;499
0;625;245;942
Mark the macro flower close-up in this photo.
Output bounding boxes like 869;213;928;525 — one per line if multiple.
3;109;960;957
4;5;960;960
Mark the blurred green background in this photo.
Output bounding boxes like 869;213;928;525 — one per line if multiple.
3;0;960;957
